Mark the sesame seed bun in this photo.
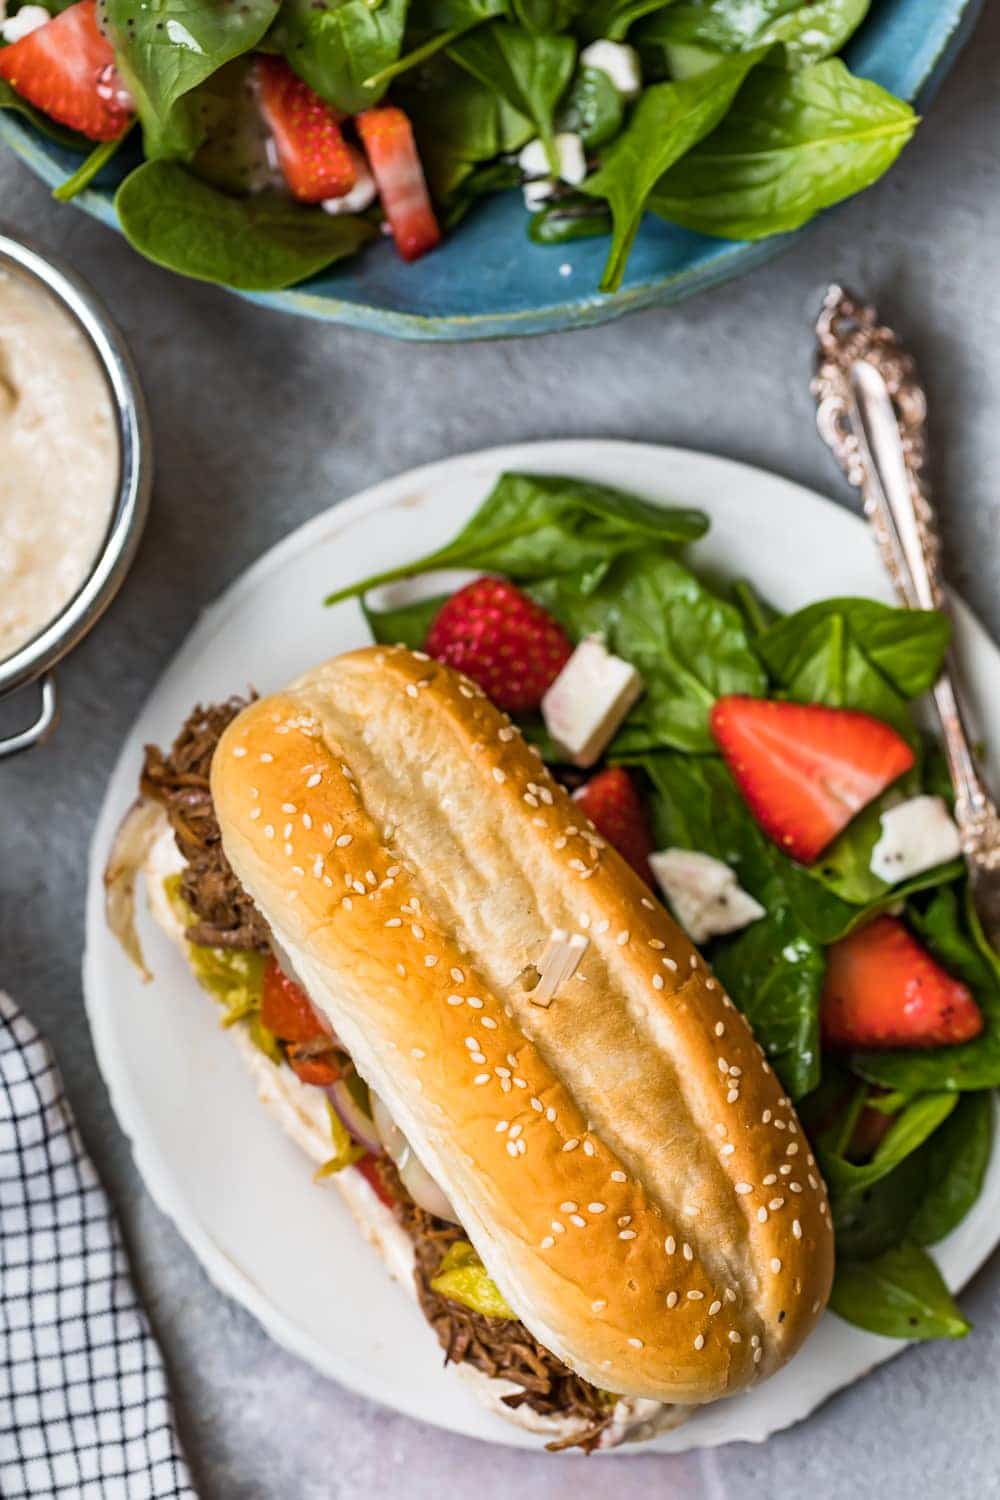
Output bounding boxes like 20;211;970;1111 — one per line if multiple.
211;646;834;1407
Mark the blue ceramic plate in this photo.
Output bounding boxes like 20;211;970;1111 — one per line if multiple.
0;0;981;339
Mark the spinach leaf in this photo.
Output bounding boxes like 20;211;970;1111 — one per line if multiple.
362;593;449;649
830;1244;970;1340
401;66;532;203
447;22;577;160
103;0;278;158
578;0;675;43
529;194;614;242
0;78;89;150
115;161;376;291
531;552;767;753
819;1092;958;1198
853;886;1000;1093
557;66;625;147
713;907;825;1098
637;0;870;70
582;47;765;290
831;1151;929;1261
649;60;917;241
275;0;409;113
907;1091;994;1246
511;0;585;31
731;578;778;638
324;471;708;604
756;598;949;713
53;133;130;203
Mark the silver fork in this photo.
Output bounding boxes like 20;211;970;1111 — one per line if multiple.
812;283;1000;951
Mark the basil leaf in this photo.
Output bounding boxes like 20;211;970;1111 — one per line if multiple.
115;161;376;291
103;0;279;157
830;1244;970;1341
649;60;917;241
637;0;870;69
531;551;766;753
275;0;410;112
362;593;449;649
907;1091;994;1246
325;471;708;604
447;22;577;158
853;886;1000;1093
582;47;766;290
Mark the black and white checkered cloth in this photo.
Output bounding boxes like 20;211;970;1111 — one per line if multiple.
1;992;197;1499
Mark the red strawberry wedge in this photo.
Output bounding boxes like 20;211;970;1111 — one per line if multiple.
256;57;355;203
822;915;983;1050
356;107;440;262
425;578;571;714
574;767;654;878
710;696;915;864
0;0;133;141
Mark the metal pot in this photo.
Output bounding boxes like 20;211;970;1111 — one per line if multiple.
0;228;152;757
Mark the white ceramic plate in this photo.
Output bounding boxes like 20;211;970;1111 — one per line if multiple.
84;440;1000;1453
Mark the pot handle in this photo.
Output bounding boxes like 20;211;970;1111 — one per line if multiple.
0;674;59;759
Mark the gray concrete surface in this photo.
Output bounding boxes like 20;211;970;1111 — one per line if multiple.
2;11;999;1497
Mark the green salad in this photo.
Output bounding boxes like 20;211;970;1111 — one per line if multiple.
330;470;998;1344
0;0;916;292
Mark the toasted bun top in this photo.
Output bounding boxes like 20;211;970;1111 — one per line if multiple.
211;646;833;1405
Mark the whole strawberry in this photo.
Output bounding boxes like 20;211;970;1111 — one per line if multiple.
425;578;572;714
574;766;654;878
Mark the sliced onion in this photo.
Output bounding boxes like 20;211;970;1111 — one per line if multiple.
371;1093;459;1223
103;799;164;981
326;1079;382;1155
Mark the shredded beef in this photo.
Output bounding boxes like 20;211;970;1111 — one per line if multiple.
377;1164;613;1450
141;698;271;952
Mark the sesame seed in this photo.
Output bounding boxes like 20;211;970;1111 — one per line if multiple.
689;953;698;969
694;1334;705;1351
249;808;261;822
306;773;322;788
664;957;678;972
396;964;406;978
714;1022;725;1037
291;864;304;877
284;844;293;857
653;975;664;991
509;1125;523;1140
425;956;438;968
757;1208;768;1224
450;968;464;983
352;880;365;894
583;1139;596;1157
717;1058;729;1074
464;1038;478;1050
406;683;418;699
281;803;295;814
473;1074;489;1085
720;1144;735;1158
762;1110;772;1124
552;1221;565;1234
411;1048;425;1059
628;1337;643;1349
754;1347;763;1364
495;1066;511;1078
729;1065;742;1078
789;1181;802;1193
735;1182;753;1195
260;752;273;763
750;1334;760;1348
471;1052;486;1064
792;1219;803;1240
336;834;352;847
682;1243;693;1262
616;931;629;946
666;1291;678;1309
727;1089;740;1103
665;1236;676;1255
592;1299;606;1312
769;1198;785;1211
786;1142;800;1156
588;1202;606;1214
467;997;484;1009
250;787;259;799
481;1016;497;1029
563;1138;580;1152
611;1170;626;1183
546;1107;557;1123
506;1141;518;1157
724;1289;737;1303
560;1201;578;1213
763;1173;777;1186
264;825;275;840
709;1300;722;1316
687;1290;704;1301
569;858;587;873
492;767;506;784
342;897;353;911
386;918;402;928
641;898;655;911
232;746;247;758
541;1236;555;1250
571;1214;586;1228
530;1097;543;1112
728;1330;742;1344
447;995;463;1007
596;919;610;934
770;1258;782;1274
706;978;717;990
499;727;515;742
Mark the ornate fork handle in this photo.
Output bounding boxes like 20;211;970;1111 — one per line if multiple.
812;286;1000;915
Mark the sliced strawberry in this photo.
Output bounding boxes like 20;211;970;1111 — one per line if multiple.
425;578;572;714
0;0;132;141
356;106;440;262
710;696;915;864
573;767;653;878
256;56;355;203
822;915;983;1050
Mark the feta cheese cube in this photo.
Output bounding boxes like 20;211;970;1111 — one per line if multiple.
517;133;587;188
649;849;765;944
523;178;556;211
541;636;643;766
322;149;377;215
579;40;643;100
869;795;962;884
2;4;49;40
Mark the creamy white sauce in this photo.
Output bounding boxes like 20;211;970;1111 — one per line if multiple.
0;263;119;663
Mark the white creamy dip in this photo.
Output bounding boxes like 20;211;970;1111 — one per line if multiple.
0;262;119;663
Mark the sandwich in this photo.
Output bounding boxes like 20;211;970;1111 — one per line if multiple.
106;645;834;1451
